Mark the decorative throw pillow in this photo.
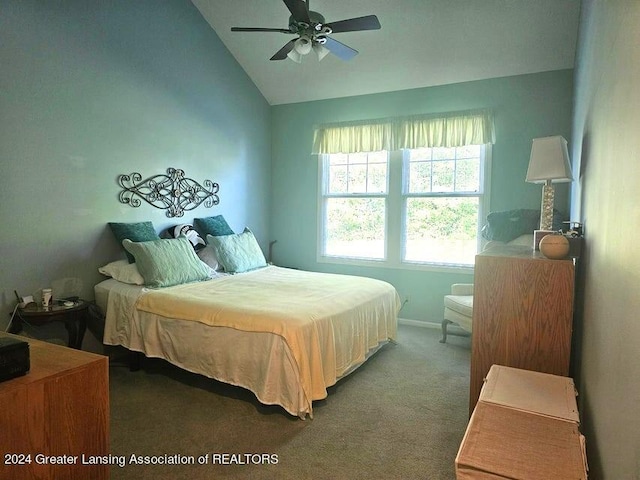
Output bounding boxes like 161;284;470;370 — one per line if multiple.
194;215;234;238
98;260;145;285
161;224;206;251
108;221;160;263
122;236;211;288
196;245;220;271
206;228;267;274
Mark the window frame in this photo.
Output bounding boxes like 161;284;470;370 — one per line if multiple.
401;145;489;267
317;145;491;272
318;151;391;262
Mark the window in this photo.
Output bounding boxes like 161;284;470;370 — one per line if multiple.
319;145;489;268
321;151;389;260
403;145;485;266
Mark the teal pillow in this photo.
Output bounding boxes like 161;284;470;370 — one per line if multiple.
194;215;234;238
207;228;267;273
122;236;210;288
109;221;160;263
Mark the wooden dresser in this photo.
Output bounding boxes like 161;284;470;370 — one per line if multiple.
0;332;109;480
469;245;575;414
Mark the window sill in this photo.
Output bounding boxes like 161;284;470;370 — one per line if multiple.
316;255;475;275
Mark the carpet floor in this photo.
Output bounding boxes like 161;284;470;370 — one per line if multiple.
108;324;471;479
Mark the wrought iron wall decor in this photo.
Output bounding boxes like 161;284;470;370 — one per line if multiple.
117;168;219;218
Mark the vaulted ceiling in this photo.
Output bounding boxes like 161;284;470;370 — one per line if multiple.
192;0;581;105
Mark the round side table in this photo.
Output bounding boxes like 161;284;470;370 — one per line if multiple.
9;300;89;349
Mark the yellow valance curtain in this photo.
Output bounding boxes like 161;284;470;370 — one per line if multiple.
312;109;495;154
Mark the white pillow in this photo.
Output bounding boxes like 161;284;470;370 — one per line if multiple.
98;260;145;285
100;255;216;286
197;245;220;271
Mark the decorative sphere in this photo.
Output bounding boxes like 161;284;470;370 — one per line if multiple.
539;234;570;259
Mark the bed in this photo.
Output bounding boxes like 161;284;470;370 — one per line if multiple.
95;263;400;418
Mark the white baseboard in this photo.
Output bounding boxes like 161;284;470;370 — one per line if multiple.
398;318;441;330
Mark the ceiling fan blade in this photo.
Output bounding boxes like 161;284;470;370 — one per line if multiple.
282;0;310;24
323;36;358;61
326;15;381;33
231;27;293;33
270;39;297;60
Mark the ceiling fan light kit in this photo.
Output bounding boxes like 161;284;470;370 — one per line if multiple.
286;49;302;63
294;36;312;55
312;43;330;61
231;0;381;63
287;36;329;63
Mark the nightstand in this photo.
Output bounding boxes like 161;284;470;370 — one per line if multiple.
9;300;89;349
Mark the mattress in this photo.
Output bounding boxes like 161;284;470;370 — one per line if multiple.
95;266;400;418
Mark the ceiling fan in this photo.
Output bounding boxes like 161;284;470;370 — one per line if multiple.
230;0;381;63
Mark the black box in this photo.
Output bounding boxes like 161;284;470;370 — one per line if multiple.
0;337;30;382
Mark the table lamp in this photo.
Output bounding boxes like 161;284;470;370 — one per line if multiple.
525;136;573;231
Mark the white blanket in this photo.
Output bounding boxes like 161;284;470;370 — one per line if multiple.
95;267;400;418
98;266;400;417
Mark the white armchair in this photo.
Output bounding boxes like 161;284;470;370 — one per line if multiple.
440;283;473;343
439;233;533;343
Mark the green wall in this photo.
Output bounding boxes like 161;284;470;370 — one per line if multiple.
0;1;576;336
0;1;271;336
271;70;574;322
570;1;640;477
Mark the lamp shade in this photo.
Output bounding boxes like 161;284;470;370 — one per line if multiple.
313;43;330;61
293;36;312;55
525;136;573;184
286;49;303;63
